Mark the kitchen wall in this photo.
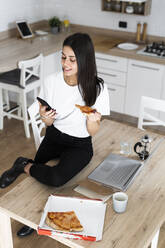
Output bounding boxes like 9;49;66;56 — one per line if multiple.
0;0;44;32
43;0;165;37
0;0;164;37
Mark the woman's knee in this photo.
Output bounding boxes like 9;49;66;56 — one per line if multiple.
49;179;66;187
48;174;67;187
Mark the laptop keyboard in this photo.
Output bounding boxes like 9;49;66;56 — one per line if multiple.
88;154;142;191
105;163;141;188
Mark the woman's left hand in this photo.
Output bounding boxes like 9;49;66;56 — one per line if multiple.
86;111;101;136
86;111;101;122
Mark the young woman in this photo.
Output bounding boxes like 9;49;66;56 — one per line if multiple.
0;33;110;236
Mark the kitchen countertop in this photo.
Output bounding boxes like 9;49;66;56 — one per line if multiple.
0;24;165;73
93;35;165;65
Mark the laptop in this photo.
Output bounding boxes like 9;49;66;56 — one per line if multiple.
88;153;143;191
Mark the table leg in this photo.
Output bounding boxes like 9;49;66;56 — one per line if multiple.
0;212;13;248
151;229;160;248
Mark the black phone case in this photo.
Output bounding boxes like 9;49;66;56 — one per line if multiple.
37;97;52;111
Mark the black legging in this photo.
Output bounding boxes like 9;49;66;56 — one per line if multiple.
30;125;93;187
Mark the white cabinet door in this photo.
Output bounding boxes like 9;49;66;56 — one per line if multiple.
96;53;128;114
98;68;126;87
99;71;125;113
107;83;125;113
44;51;61;78
96;52;128;72
125;59;164;117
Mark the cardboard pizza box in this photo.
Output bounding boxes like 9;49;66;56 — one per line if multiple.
38;194;107;241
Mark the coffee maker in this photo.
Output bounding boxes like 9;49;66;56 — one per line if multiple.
134;135;152;160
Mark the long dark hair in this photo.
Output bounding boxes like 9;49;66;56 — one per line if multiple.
63;33;104;106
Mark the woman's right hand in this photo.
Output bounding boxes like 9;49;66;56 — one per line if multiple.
39;103;56;126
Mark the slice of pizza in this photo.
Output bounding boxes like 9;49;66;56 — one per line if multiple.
75;104;96;114
46;211;83;232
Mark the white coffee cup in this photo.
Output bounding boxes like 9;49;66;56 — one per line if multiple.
113;192;128;213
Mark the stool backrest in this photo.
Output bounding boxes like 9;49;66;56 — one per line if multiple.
28;101;45;150
18;54;43;88
138;96;165;130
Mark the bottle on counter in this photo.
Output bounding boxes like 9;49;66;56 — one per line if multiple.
136;23;141;43
142;23;147;43
62;15;70;33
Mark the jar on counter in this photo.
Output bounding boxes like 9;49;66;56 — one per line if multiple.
136;2;144;14
125;2;134;14
106;0;111;10
114;0;121;12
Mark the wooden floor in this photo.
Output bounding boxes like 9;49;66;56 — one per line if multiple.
0;117;165;248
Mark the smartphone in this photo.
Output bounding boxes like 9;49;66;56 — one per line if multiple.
37;97;52;111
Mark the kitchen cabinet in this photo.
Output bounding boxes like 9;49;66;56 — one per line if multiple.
125;59;165;118
44;51;61;78
96;52;128;113
100;74;126;113
96;52;128;72
102;0;152;16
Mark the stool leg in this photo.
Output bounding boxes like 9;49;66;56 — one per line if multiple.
3;90;12;119
21;91;30;138
0;88;4;130
17;93;22;117
3;89;10;110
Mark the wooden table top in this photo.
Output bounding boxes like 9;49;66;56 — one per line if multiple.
0;119;165;248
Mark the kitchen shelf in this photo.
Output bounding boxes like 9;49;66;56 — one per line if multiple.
102;0;152;16
120;0;146;2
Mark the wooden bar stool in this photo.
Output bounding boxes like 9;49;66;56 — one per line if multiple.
0;54;43;138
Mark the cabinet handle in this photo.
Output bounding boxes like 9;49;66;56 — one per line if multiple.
99;72;117;77
108;87;116;91
131;63;159;71
96;57;118;63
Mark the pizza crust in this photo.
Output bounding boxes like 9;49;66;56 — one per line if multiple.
75;104;96;114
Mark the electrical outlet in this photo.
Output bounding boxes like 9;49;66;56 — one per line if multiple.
119;21;127;28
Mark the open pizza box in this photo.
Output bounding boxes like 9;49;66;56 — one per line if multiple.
38;194;107;241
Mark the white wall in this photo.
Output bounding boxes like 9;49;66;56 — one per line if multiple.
0;0;44;32
0;0;164;37
43;0;165;37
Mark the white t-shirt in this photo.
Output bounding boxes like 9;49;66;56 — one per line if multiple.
39;71;110;137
